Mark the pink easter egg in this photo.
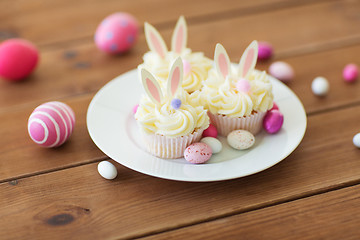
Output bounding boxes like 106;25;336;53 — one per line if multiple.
270;102;279;111
95;12;139;54
202;124;218;138
258;41;273;60
343;64;358;83
263;110;284;134
132;104;139;114
28;101;75;147
184;142;212;164
269;61;294;82
0;39;39;81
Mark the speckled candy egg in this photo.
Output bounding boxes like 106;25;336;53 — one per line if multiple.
0;39;39;81
184;142;212;164
227;130;255;150
95;12;139;54
28;101;75;147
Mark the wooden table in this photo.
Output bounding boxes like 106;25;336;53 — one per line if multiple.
1;0;360;239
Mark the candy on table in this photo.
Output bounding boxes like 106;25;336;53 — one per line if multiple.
257;41;273;60
28;101;75;148
95;12;139;54
353;133;360;148
202;124;218;138
200;137;222;154
227;130;255;150
311;76;329;96
97;161;118;180
263;109;284;134
184;142;212;164
343;64;358;83
268;61;294;82
0;38;39;81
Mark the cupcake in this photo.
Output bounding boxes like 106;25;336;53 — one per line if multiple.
135;57;210;159
138;16;212;93
199;41;273;136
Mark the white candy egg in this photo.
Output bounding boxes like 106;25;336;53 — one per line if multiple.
227;130;255;150
97;161;118;180
200;137;222;154
312;76;329;96
353;133;360;148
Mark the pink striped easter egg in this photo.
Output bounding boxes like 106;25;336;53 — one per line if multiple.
28;101;75;147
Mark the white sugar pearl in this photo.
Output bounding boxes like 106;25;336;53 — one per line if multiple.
97;161;117;180
312;76;329;96
353;133;360;148
200;137;222;154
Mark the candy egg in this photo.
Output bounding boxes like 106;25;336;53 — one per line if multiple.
202;124;218;138
353;133;360;148
270;102;279;111
132;104;139;114
311;76;329;96
97;161;118;180
269;61;294;82
28;101;75;147
0;39;39;81
227;130;255;150
200;137;222;154
343;64;358;83
184;142;212;164
263;110;284;134
95;12;139;54
258;41;273;60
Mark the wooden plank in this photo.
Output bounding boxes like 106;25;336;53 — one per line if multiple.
143;184;360;240
0;0;327;46
1;105;360;239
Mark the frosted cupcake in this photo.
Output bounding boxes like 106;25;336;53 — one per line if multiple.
199;41;273;136
135;57;209;159
138;16;212;93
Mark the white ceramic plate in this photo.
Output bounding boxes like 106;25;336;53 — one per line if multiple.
87;69;307;182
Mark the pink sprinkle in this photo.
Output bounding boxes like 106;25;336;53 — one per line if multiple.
236;78;251;93
132;104;139;114
343;64;358;83
182;59;191;76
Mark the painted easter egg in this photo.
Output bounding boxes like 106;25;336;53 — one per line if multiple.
202;124;218;138
269;61;294;82
95;12;139;54
263;110;284;134
227;130;255;150
98;161;118;180
184;142;212;164
200;137;222;154
0;39;39;81
28;101;75;147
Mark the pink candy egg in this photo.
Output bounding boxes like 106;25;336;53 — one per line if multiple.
203;124;218;138
258;41;273;60
269;61;294;82
184;142;212;164
270;102;279;111
28;101;75;147
132;104;139;114
0;39;39;81
343;64;358;83
263;110;284;134
95;12;139;54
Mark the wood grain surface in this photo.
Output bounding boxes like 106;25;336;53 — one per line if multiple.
0;0;360;239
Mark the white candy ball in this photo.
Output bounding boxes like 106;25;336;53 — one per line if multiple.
353;133;360;148
200;137;222;154
311;77;329;96
97;161;118;180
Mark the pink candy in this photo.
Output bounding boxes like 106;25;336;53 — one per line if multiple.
28;101;75;147
236;78;251;93
270;102;279;111
269;61;294;82
132;104;139;114
343;64;358;83
95;12;139;54
0;39;39;81
202;124;218;138
263;110;283;134
184;142;212;164
258;41;273;60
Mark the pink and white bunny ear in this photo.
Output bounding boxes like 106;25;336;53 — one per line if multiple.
144;22;168;59
171;16;187;55
167;57;183;98
214;43;231;80
238;40;258;79
141;68;163;105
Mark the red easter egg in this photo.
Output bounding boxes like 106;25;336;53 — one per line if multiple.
0;39;39;81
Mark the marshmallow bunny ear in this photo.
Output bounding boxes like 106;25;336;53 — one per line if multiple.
171;16;187;55
141;68;163;105
214;43;231;80
167;57;183;98
238;40;258;78
144;22;168;59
